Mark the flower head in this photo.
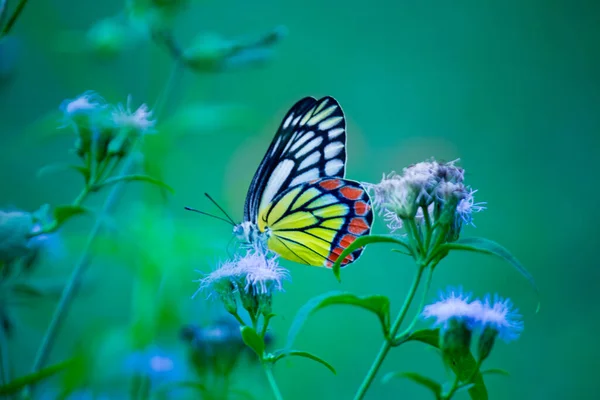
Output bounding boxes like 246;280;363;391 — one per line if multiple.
112;95;156;134
456;188;487;227
61;90;107;117
196;246;289;316
476;294;523;343
422;287;482;329
366;158;484;241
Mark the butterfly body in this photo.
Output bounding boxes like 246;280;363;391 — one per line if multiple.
236;96;373;268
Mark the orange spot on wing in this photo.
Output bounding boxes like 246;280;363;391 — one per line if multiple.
324;260;333;268
354;201;369;216
340;186;363;200
319;179;342;190
348;217;369;235
328;246;354;266
340;234;356;248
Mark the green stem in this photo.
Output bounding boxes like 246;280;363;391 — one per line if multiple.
28;148;139;380
263;364;284;400
403;264;434;334
1;0;28;37
0;327;9;386
442;358;483;399
230;310;246;326
422;205;433;250
72;187;89;207
353;264;426;400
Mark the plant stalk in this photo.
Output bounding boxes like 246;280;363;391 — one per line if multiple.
263;363;284;400
1;0;28;37
29;150;139;378
353;264;426;400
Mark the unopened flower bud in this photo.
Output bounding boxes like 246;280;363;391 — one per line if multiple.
86;18;138;60
440;318;473;365
183;32;235;73
476;326;498;362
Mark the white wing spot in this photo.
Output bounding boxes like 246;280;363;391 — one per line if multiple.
319;116;343;130
324;141;344;160
300;107;314;126
283;113;294;129
307;105;338;126
325;159;344;176
292;115;302;126
259;159;295;212
290;168;320;187
296;137;323;158
282;132;298;153
289;131;314;152
270;137;281;155
299;151;321;170
314;98;329;114
328;128;344;139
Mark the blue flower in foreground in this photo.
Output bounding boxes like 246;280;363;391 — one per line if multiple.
421;288;482;329
476;294;523;343
423;288;524;362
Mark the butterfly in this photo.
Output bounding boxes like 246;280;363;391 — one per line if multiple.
232;96;373;268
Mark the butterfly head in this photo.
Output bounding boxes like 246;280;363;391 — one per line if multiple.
233;221;260;244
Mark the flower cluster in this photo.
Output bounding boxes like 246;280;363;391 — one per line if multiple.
196;246;289;319
422;288;523;363
366;159;486;240
60;91;155;166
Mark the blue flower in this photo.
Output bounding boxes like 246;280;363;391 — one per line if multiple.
422;288;482;329
475;294;523;343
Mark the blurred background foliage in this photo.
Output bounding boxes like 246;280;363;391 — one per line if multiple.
1;0;599;398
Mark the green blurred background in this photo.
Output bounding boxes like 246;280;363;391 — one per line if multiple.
1;0;599;399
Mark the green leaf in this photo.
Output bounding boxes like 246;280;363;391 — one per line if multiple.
404;329;488;400
240;326;265;357
442;237;540;312
53;205;90;226
286;291;390;349
331;234;411;281
271;350;336;375
481;368;510;377
0;359;71;395
93;174;174;194
382;371;442;399
37;163;90;182
405;328;441;347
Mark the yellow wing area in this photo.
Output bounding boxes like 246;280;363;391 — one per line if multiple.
257;186;349;266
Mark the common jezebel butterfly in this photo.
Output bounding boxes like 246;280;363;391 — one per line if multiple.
233;96;373;268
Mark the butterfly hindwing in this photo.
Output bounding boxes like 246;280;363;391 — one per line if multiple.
257;178;373;267
244;97;347;224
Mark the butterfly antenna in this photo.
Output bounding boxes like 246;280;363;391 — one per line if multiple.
204;193;236;225
184;207;235;226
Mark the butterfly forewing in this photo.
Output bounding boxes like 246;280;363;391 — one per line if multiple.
257;178;373;267
244;97;347;224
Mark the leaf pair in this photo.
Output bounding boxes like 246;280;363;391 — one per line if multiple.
240;326;336;375
331;234;539;311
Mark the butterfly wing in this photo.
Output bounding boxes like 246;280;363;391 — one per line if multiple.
257;178;373;267
244;97;347;224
